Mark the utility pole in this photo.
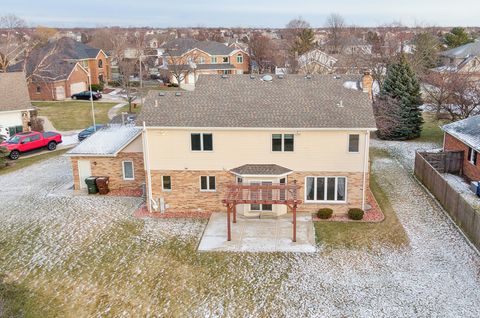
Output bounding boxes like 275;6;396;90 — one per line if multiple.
88;71;96;131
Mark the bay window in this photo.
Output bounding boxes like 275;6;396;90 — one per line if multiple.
305;176;346;202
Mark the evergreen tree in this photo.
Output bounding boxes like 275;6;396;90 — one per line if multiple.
443;27;473;49
292;28;315;55
379;55;423;140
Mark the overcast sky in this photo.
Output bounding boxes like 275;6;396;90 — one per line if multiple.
2;0;479;28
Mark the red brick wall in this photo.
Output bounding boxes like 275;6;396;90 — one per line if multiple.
28;81;59;101
444;133;480;181
229;51;250;73
65;66;89;97
87;51;110;84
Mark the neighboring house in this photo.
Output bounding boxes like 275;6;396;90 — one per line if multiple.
442;115;480;182
10;37;110;101
0;72;34;137
67;125;144;191
437;39;480;78
297;49;338;75
135;74;376;215
160;38;250;89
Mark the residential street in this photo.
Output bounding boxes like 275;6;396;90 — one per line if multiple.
0;140;479;317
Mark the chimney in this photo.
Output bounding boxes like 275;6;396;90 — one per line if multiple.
362;70;374;100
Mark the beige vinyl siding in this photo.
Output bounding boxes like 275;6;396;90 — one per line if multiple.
144;129;369;172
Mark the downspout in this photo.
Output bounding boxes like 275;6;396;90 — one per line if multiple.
143;121;154;212
361;131;370;211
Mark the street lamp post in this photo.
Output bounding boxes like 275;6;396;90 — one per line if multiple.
87;71;96;132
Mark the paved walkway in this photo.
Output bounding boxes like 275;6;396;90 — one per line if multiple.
107;102;127;120
198;212;316;252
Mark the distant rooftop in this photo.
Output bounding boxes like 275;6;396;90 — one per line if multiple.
0;72;32;112
440;38;480;58
161;38;241;56
137;74;376;130
66;125;141;157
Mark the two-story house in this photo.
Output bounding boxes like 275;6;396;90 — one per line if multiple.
437;39;480;79
160;38;250;89
10;37;110;100
67;74;376;217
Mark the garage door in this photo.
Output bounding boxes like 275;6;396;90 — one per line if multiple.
55;86;65;100
70;82;87;95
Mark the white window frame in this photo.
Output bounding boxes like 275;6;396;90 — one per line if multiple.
122;161;135;180
468;147;477;165
198;56;206;64
304;176;347;204
236;54;243;64
162;175;172;191
271;133;294;152
211;56;217;64
191;133;213;152
200;176;216;192
348;134;360;153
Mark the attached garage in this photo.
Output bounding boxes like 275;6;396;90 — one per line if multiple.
70;82;87;95
55;86;66;100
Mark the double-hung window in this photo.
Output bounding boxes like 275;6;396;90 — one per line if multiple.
348;134;360;153
191;133;213;151
272;134;294;152
305;176;346;202
122;161;134;180
236;54;243;63
468;147;478;165
200;176;216;191
211;56;217;64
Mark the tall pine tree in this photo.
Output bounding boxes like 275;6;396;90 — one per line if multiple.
380;54;423;140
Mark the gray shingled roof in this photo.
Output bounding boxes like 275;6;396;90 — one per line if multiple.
66;125;141;157
137;74;377;129
9;37;101;82
231;164;292;176
0;72;32;112
442;115;480;151
161;38;236;56
440;39;480;58
167;63;236;72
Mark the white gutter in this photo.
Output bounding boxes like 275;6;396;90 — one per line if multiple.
361;131;370;211
142;121;154;212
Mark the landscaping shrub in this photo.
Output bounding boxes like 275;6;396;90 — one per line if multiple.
168;83;179;88
317;208;333;219
108;80;121;87
348;208;364;220
0;147;8;168
90;83;104;92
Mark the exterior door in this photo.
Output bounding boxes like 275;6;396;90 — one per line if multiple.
250;181;273;211
77;160;91;190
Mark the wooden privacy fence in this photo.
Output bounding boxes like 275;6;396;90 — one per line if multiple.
414;151;480;250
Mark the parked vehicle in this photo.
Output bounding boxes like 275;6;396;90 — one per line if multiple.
71;91;102;100
0;126;10;139
78;125;104;141
0;131;62;160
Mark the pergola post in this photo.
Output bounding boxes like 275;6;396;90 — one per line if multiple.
293;204;297;242
227;204;232;241
233;204;237;224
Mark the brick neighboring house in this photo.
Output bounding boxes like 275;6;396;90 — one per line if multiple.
136;74;376;216
442;115;480;182
67;125;144;191
10;37;110;101
160;38;250;89
0;72;34;137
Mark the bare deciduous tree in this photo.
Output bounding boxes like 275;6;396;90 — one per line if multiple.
372;95;403;139
162;47;199;86
0;14;28;72
249;33;276;74
325;13;346;54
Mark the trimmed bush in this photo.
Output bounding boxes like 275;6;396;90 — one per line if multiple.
90;83;104;92
317;208;333;219
348;208;364;220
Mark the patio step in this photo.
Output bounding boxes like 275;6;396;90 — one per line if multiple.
260;212;278;219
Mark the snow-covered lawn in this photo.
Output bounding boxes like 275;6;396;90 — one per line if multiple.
1;150;480;317
443;173;480;211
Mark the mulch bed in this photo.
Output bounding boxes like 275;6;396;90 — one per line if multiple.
133;204;212;219
312;190;384;223
102;88;115;94
106;189;143;197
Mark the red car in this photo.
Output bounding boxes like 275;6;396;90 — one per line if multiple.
0;131;62;160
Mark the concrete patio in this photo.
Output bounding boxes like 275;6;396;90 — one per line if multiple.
197;212;316;252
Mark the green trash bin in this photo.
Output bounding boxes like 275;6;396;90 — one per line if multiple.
85;176;99;194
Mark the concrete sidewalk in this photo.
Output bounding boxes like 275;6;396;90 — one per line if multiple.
198;212;316;253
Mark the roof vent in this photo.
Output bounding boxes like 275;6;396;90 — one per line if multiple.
333;75;341;79
261;74;273;82
305;75;312;80
175;92;181;97
159;92;165;96
277;75;284;79
154;100;158;107
221;74;228;79
250;75;255;79
337;100;344;108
